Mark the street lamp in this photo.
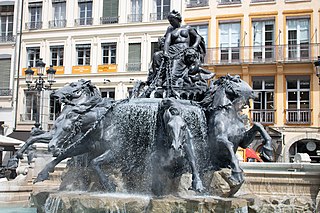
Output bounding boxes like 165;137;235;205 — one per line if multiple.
24;58;56;129
314;56;320;85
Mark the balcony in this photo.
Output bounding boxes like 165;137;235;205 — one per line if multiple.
251;109;275;124
286;109;311;124
126;63;141;71
0;36;15;43
218;0;241;5
100;16;119;24
49;19;66;28
186;0;209;8
150;12;169;22
204;43;320;65
0;89;12;96
25;21;42;30
127;14;143;23
74;18;93;26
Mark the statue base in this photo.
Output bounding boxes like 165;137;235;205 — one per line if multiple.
30;191;249;213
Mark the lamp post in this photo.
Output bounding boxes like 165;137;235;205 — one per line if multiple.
314;56;320;85
25;58;56;129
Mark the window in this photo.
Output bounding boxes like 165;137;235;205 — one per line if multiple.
252;77;275;123
287;18;310;60
102;0;119;24
151;0;170;21
128;43;141;71
49;94;61;121
219;22;240;62
0;59;11;96
78;1;93;26
191;24;208;48
187;0;209;8
102;43;116;64
0;5;13;42
151;41;160;59
129;0;142;22
28;3;42;29
50;1;66;28
50;46;64;66
286;76;310;124
252;20;275;61
27;47;40;67
24;91;38;121
76;44;91;65
100;88;115;100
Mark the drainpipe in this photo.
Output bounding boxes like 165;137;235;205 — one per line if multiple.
13;0;25;130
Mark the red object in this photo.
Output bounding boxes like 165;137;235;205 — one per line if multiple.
245;148;263;162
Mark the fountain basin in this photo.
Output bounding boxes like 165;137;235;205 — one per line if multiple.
31;191;249;213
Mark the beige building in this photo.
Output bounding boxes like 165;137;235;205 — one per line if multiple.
183;0;320;162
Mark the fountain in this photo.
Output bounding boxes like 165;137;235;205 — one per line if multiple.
7;10;276;212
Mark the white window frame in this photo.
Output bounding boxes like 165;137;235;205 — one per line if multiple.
102;43;117;64
27;47;40;67
50;46;64;66
219;22;241;63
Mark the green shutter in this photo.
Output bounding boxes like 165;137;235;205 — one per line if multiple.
0;59;10;89
103;0;118;17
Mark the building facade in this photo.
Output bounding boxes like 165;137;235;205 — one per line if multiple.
11;0;320;163
183;0;320;162
0;0;19;136
15;0;181;131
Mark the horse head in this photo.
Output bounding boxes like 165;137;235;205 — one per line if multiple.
162;99;187;152
48;111;82;156
211;74;256;111
51;79;101;106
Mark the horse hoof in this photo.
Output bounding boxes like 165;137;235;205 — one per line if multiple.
34;172;50;183
260;147;274;162
229;172;244;186
190;180;205;192
16;153;23;159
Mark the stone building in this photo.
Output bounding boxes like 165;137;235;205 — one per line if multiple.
5;0;320;163
183;0;320;162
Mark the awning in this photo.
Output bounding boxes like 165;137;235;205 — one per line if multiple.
0;135;24;146
7;130;31;142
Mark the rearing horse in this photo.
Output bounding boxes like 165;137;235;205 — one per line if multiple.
207;75;273;185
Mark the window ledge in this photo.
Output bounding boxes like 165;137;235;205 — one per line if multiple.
250;1;276;6
285;0;311;3
217;3;242;8
185;6;210;11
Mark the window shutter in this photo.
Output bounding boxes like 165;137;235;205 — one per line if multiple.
0;59;10;89
103;0;118;17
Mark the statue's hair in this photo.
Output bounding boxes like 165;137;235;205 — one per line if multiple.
167;10;182;22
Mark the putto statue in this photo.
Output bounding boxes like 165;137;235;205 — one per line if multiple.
8;11;273;197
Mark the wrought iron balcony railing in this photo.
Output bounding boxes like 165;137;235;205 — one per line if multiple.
218;0;241;5
204;43;320;65
74;18;93;26
25;21;42;30
251;109;275;124
126;63;141;71
150;12;169;21
0;36;15;43
0;89;12;96
49;19;67;28
286;109;311;124
127;14;143;23
186;0;209;8
100;16;119;24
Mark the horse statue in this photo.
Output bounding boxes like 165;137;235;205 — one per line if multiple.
26;80;206;195
205;75;273;186
7;79;111;167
